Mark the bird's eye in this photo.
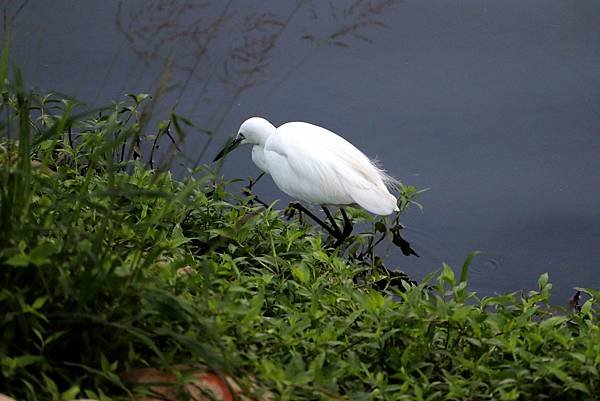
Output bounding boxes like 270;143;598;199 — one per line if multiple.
238;133;245;140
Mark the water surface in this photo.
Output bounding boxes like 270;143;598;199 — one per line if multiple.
7;0;600;301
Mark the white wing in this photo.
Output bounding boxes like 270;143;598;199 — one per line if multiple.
265;122;399;215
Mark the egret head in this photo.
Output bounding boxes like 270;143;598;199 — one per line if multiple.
213;117;275;161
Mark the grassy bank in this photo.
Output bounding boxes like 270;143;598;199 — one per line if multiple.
1;65;600;400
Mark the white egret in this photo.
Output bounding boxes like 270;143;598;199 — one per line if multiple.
214;117;417;255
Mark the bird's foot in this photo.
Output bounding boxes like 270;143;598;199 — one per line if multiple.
284;202;299;220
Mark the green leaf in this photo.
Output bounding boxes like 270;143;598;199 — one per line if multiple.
364;291;386;313
537;273;549;290
32;296;48;310
441;263;455;286
1;355;44;377
29;242;58;266
42;373;60;401
60;384;80;401
459;251;480;283
540;316;568;329
451;305;472;322
580;299;593;316
169;223;189;247
5;253;30;267
291;263;310;284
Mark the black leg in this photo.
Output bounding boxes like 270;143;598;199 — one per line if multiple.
340;208;353;239
332;208;354;248
322;206;342;237
289;202;340;238
288;203;356;248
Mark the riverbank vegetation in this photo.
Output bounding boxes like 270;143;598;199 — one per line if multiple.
2;58;600;401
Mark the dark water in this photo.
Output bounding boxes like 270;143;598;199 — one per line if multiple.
7;0;600;301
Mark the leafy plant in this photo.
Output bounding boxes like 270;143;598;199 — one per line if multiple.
1;46;599;401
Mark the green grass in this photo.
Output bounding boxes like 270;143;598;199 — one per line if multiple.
1;52;600;401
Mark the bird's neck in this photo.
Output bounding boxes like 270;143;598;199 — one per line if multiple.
253;122;276;146
251;145;269;173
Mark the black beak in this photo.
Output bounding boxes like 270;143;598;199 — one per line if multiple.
213;136;243;162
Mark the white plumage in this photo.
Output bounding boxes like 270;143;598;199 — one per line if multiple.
216;117;400;215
